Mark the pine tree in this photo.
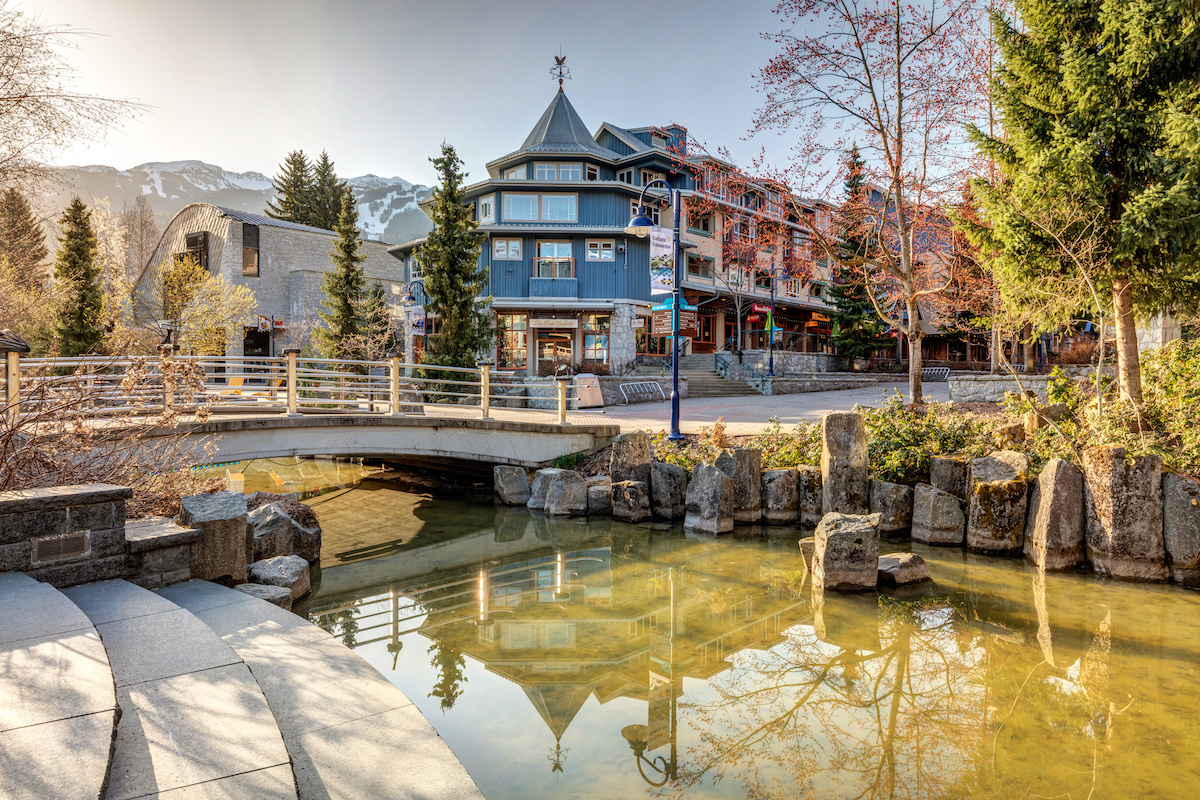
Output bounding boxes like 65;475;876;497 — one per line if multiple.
0;188;48;288
970;0;1200;405
829;146;892;363
310;150;348;231
417;144;490;368
315;188;367;359
51;197;104;356
265;150;316;226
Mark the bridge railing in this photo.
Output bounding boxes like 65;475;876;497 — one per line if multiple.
2;349;582;425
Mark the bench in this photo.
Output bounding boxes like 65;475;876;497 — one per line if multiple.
619;381;666;405
921;367;951;381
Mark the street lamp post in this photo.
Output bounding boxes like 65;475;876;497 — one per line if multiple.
768;273;776;377
400;280;426;358
626;179;684;442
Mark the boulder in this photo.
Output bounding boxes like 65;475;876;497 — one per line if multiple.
761;469;800;524
494;466;531;506
997;422;1025;446
611;480;652;523
247;503;321;563
1162;472;1200;587
869;479;913;535
911;484;965;545
877;553;931;587
586;477;612;516
797;465;823;528
179;491;251;584
1082;446;1167;581
543;470;588;517
1025;403;1069;435
684;463;734;534
812;512;882;592
799;537;815;570
650;462;687;520
966;452;1029;554
248;555;310;601
930;456;968;499
527;469;555;511
610;431;652;485
715;448;763;524
1024;458;1085;571
234;582;293;610
821;412;869;515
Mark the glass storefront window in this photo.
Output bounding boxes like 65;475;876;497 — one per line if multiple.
637;332;670;355
582;314;609;363
496;314;527;370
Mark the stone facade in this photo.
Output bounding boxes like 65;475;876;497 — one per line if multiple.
949;369;1106;403
608;303;639;371
721;351;847;379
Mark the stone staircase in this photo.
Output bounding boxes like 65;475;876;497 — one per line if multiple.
0;575;482;800
677;353;760;399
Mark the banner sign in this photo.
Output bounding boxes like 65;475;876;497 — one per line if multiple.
650;226;673;272
408;308;425;333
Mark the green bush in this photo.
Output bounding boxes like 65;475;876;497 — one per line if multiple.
748;418;822;469
1141;339;1200;475
862;393;995;484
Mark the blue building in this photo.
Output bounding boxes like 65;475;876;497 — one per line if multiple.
390;84;837;376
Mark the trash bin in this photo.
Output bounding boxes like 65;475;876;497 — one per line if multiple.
575;373;604;408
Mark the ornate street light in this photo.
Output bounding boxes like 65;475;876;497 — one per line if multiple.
627;179;684;441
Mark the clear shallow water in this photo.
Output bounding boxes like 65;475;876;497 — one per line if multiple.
297;483;1200;800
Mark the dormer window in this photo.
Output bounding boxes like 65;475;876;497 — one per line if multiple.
505;165;527;180
617;169;634;184
641;169;665;186
586;165;599;181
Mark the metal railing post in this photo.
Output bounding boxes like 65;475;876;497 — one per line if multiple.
284;348;300;417
556;375;569;426
389;350;403;416
159;344;176;412
478;360;492;420
4;350;20;425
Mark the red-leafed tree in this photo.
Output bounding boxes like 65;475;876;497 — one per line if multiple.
751;0;992;403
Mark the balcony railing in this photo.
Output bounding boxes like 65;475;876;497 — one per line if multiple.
533;257;574;280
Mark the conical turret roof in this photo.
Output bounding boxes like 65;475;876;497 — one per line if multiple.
517;91;615;158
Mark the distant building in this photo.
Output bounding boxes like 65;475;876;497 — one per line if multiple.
133;203;403;356
389;84;837;376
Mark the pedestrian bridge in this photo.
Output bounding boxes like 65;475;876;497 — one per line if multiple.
165;414;620;468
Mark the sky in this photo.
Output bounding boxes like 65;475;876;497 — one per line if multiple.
35;0;792;187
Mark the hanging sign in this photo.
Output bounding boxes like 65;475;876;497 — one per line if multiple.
752;304;772;314
649;226;673;271
631;317;646;329
409;308;425;333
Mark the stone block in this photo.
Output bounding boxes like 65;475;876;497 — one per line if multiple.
715;448;763;524
0;484;131;515
930;456;968;499
139;544;193;574
610;431;652;485
821;412;869;515
997;422;1025;446
88;527;127;558
967;478;1028;554
1024;458;1085;571
0;540;30;572
869;479;913;535
65;502;121;533
650;462;687;521
493;466;531;506
1082;446;1166;581
526;469;554;511
877;553;931;587
0;508;67;545
247;503;321;562
129;568;191;590
911;484;965;545
29;554;133;588
797;466;823;528
234;582;294;609
799;537;815;570
812;512;881;591
248;555;311;601
611;481;652;523
969;451;1029;488
761;469;799;524
586;484;612;516
179;491;251;584
1162;472;1200;587
684;463;734;534
543;470;588;517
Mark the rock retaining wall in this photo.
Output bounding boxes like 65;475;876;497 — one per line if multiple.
949;367;1109;403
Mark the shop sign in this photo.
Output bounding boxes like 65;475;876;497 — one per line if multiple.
811;312;831;322
631;317;646;329
651;308;698;338
752;303;772;314
748;314;762;322
530;317;578;329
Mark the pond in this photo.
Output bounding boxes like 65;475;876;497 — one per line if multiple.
294;477;1200;800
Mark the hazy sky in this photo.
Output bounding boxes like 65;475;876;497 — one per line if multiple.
37;0;790;186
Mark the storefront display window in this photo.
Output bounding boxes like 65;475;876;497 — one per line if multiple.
582;314;609;363
496;314;527;370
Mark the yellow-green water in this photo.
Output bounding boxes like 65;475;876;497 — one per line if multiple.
297;483;1200;800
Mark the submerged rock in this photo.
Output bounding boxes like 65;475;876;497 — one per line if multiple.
797;465;823;528
761;469;799;524
650;462;687;520
821;412;869;515
967;451;1029;554
1082;446;1166;581
911;484;965;546
611;480;652;523
586;477;612;517
493;465;531;506
877;553;931;587
812;512;881;592
684;463;734;534
1024;458;1085;571
543;470;588;517
869;479;913;535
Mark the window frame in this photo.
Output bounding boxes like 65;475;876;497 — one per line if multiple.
686;254;714;279
503;193;540;222
630;199;660;226
504;165;527;180
617;168;634;184
493;238;523;260
534;240;573;279
585;164;599;181
539;193;577;223
558;163;581;181
641;169;665;186
241;223;259;278
534;163;557;181
478;194;496;225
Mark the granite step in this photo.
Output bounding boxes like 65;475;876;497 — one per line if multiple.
158;580;483;800
63;579;297;800
0;572;119;800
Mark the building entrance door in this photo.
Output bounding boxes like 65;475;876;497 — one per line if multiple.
536;331;574;375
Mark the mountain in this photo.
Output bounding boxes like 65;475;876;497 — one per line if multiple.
42;160;434;244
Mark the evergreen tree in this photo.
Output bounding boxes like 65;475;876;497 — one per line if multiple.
830;146;892;363
315;188;367;358
969;0;1200;405
51;197;104;356
310;150;348;231
265;150;316;226
0;188;48;288
417;144;490;368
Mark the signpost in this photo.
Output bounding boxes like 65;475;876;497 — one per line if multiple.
651;298;698;338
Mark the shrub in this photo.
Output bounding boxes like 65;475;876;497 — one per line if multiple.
862;393;995;484
748;418;822;469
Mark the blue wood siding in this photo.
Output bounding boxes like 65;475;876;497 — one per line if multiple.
597;131;634;156
529;278;578;298
578;191;630;227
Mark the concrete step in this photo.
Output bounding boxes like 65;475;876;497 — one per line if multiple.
0;573;119;800
63;579;296;800
158;580;484;800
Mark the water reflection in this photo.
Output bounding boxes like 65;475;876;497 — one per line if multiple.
302;496;1200;800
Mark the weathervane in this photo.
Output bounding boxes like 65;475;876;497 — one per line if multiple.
550;50;571;91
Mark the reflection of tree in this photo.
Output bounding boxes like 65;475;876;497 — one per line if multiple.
428;640;468;713
327;607;361;648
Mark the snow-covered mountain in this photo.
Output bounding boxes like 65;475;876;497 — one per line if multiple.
45;160;434;244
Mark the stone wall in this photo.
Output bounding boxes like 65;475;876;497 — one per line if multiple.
722;350;847;380
760;376;879;395
597;375;686;406
949;368;1107;403
608;303;639;371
